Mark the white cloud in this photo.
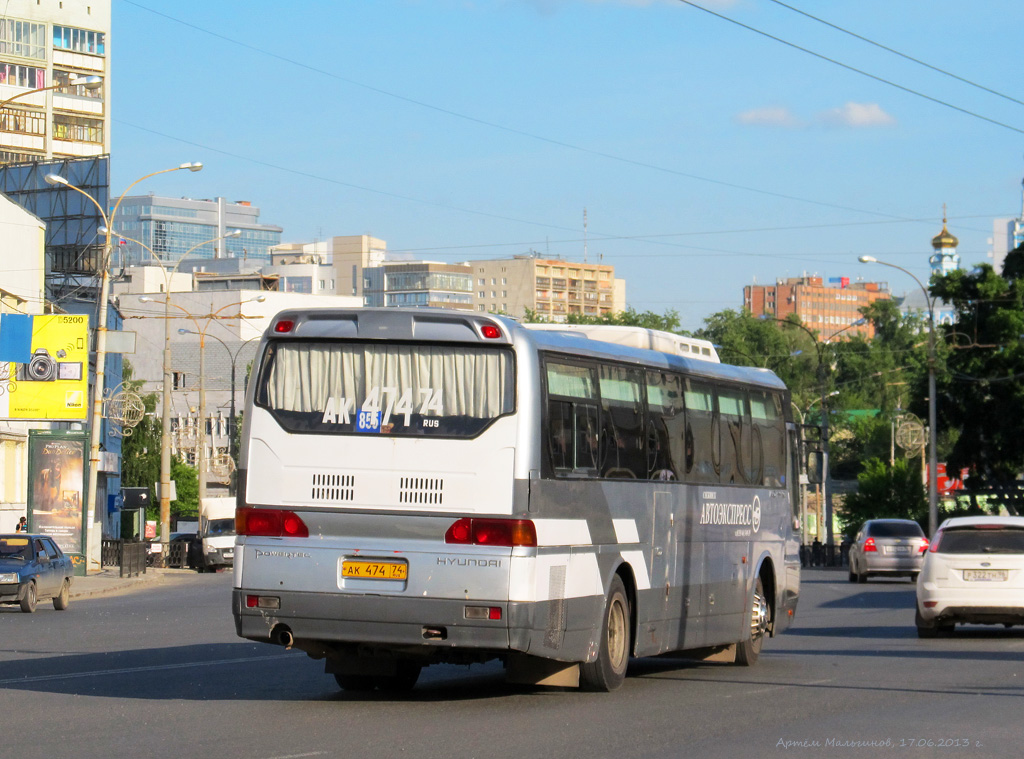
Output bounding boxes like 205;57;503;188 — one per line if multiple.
734;106;803;128
818;102;896;128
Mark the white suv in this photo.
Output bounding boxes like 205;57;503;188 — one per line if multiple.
916;515;1024;638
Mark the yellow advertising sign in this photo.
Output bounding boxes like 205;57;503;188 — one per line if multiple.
1;314;89;421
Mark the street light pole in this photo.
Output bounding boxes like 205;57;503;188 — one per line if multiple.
859;255;939;537
44;162;201;571
119;229;241;556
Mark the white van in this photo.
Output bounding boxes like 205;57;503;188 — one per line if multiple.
200;497;236;570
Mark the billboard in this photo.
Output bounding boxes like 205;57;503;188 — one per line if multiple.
0;313;89;421
27;430;88;575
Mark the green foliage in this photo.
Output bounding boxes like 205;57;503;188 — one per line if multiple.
170;458;199;520
522;307;683;333
929;246;1024;483
839;458;926;539
120;360;162;513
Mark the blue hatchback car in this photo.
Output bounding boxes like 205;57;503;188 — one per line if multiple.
0;534;74;613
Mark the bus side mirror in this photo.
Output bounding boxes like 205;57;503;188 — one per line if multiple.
805;450;824;485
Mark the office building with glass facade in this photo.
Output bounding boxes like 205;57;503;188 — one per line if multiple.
110;194;282;269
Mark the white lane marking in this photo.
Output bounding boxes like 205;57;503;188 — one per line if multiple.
266;754;327;759
0;653;293;686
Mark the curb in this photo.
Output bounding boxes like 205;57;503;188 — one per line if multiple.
70;567;197;600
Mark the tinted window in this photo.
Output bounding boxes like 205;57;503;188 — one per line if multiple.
41;538;61;559
937;527;1024;554
868;521;925;538
546;362;600;476
684;379;717;484
646;371;684;481
598;364;645;479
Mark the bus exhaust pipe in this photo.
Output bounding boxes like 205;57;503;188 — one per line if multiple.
270;624;294;648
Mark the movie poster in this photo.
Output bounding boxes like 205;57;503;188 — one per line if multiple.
28;430;87;573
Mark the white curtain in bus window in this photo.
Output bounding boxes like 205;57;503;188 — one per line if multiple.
598;364;645;479
545;362;599;476
259;343;513;437
750;389;785;487
683;380;717;483
646;371;684;481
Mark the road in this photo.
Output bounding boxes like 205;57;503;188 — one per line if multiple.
1;569;1022;759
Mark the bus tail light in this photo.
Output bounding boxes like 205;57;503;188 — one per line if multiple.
445;518;537;547
863;537;877;552
274;319;294;333
236;507;309;538
480;324;502;339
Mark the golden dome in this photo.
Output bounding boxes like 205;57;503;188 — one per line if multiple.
932;208;958;249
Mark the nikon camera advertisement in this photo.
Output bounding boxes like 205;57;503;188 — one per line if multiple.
0;314;89;421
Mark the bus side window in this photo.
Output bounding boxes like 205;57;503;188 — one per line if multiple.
545;360;600;477
683;380;717;484
598;364;645;479
646;370;683;481
752;389;785;487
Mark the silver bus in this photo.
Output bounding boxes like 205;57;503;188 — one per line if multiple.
232;308;801;692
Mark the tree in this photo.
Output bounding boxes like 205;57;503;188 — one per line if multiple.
120;361;162;519
170;458;199;521
838;458;926;538
930;246;1024;484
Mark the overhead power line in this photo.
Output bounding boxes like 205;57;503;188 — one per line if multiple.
677;0;1024;136
766;0;1024;109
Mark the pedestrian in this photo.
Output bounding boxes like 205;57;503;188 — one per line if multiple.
15;516;27;533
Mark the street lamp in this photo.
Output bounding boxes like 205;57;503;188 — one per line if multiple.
126;227;245;553
859;255;938;538
42;162;202;571
0;76;102;111
176;329;261;479
166;297;265;507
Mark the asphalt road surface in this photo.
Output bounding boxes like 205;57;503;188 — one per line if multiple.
1;569;1022;759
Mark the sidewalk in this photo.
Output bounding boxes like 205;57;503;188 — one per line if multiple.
70;566;199;600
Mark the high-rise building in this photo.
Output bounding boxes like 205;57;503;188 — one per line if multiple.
744;276;889;340
110;195;282;269
0;0;110;163
464;254;626;321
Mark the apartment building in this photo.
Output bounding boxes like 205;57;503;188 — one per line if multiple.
465;255;626;321
364;261;473;310
744;276;890;340
0;0;110;163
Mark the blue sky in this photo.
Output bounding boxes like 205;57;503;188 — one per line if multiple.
111;0;1024;330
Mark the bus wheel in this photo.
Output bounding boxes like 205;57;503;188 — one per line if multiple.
375;661;422;693
333;673;376;692
580;575;630;691
736;576;769;667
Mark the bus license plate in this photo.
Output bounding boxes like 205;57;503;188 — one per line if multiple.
963;569;1007;582
342;560;408;580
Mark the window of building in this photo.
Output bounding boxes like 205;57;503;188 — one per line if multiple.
0;19;46;59
53;70;103;98
52;25;106;55
478;290;485;298
0;62;45;89
479;278;485;285
0;108;45;136
52;114;104;143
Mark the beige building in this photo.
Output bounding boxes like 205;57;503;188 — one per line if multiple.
0;0;110;163
465;255;626;321
273;235;386;300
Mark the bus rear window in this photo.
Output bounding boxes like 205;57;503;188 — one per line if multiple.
254;341;515;438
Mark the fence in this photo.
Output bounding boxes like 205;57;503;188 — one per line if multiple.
100;539;148;577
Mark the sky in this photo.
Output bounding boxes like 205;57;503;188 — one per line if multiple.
111;0;1024;331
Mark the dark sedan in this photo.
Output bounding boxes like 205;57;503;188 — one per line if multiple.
0;534;74;613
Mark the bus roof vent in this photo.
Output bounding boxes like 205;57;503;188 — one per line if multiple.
311;473;355;503
399;476;444;506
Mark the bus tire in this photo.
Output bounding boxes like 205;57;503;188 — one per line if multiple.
736;576;769;667
580;575;630;692
375;661;422;693
333;673;376;692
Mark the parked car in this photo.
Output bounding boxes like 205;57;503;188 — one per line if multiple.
916;515;1024;638
848;519;929;583
0;533;74;613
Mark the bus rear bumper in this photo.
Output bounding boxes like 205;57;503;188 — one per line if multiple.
232;589;599;663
